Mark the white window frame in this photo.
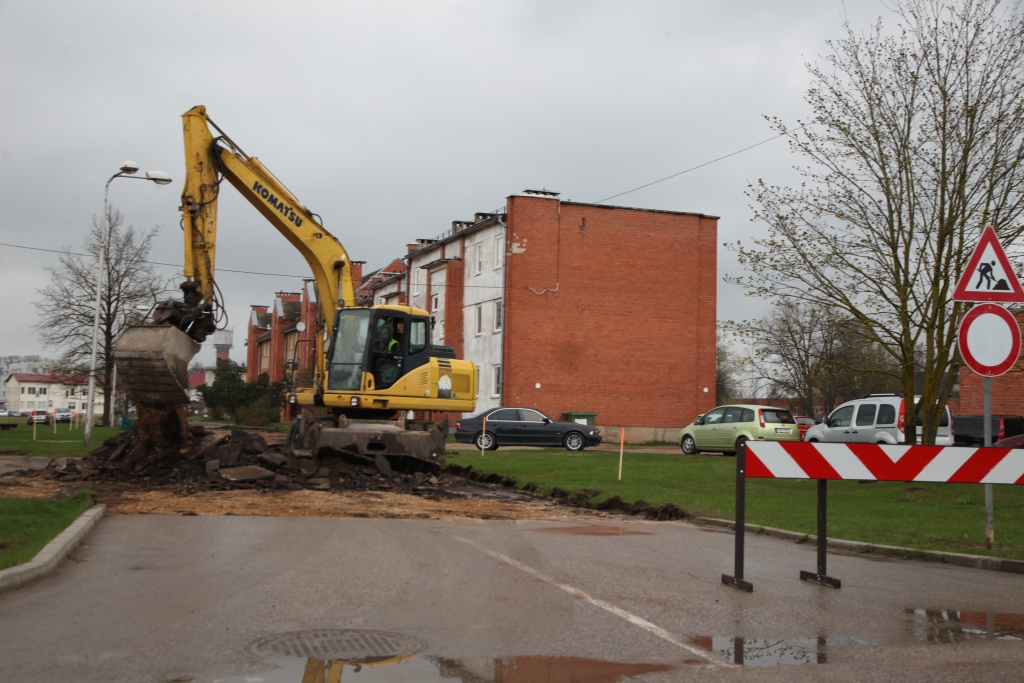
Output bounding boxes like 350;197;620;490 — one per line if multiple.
491;365;502;399
475;305;482;336
431;293;440;312
436;320;444;344
493;299;502;332
413;269;421;295
475;243;483;275
494;235;504;269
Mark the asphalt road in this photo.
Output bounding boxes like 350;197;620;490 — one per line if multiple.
1;514;1023;682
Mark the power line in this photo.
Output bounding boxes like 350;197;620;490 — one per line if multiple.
0;241;506;288
593;122;811;205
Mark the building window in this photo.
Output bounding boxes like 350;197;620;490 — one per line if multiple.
20;387;24;394
436;321;444;344
39;387;46;395
492;366;502;398
413;269;421;295
495;235;504;269
432;293;439;312
475;243;483;275
28;387;35;395
494;299;502;332
68;402;75;410
475;305;482;336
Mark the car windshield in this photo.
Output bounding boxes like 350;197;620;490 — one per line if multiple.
797;418;815;425
761;409;795;424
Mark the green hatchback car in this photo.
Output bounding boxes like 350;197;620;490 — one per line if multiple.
680;404;799;455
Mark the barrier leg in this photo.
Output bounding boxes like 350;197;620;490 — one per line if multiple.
722;445;753;592
800;479;841;588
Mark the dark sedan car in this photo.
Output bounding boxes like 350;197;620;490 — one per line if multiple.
455;407;602;451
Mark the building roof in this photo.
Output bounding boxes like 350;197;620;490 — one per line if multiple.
5;373;92;386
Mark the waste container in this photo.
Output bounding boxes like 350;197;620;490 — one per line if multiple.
119;416;135;430
562;412;596;426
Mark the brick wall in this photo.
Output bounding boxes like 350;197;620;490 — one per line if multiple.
502;195;717;428
246;306;269;379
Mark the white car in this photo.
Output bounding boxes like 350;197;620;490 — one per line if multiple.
804;394;953;446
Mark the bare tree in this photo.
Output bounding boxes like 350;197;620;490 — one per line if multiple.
34;208;171;426
730;0;1024;443
716;330;743;405
730;304;901;417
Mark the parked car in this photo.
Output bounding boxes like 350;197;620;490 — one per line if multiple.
0;409;8;417
793;415;817;441
454;407;602;451
20;411;31;417
953;415;1024;447
679;404;800;456
803;395;953;445
994;433;1024;448
26;410;49;425
54;408;72;424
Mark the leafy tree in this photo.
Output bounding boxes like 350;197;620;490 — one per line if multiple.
729;0;1024;443
33;208;170;426
197;359;286;424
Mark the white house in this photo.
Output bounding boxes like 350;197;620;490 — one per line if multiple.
4;373;104;415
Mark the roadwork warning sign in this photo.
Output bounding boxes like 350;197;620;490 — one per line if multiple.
953;225;1024;302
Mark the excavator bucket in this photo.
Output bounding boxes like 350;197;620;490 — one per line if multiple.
113;325;201;404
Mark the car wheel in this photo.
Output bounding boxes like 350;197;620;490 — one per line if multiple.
970;441;983;448
735;436;748;458
807;438;820;443
564;432;586;452
681;435;697;454
475;431;497;450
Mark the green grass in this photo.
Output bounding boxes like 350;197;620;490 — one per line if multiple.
0;417;121;458
449;449;1024;561
0;490;94;570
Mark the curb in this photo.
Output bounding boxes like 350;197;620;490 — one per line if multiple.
0;504;107;594
692;516;1024;575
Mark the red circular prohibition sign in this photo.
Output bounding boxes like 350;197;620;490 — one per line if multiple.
958;303;1022;377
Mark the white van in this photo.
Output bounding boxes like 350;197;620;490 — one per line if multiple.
804;395;953;446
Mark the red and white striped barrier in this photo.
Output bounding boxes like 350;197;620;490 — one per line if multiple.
745;442;1024;485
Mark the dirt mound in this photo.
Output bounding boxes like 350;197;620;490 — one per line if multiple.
43;423;452;495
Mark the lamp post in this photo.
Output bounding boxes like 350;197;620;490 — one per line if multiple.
83;163;173;447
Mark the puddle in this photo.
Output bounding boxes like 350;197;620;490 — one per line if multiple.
532;525;653;536
221;654;675;682
906;608;1024;642
691;635;875;666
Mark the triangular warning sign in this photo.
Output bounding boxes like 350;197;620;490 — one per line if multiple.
953;225;1024;302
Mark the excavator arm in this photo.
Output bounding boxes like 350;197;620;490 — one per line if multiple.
116;105;357;404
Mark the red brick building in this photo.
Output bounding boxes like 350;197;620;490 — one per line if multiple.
242;191;718;439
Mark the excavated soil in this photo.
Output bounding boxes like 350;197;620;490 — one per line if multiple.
0;423;688;522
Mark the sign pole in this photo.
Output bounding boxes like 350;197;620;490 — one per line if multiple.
984;375;994;550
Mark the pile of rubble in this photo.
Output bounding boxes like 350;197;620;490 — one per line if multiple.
50;424;448;494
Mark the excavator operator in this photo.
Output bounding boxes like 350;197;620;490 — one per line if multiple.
374;317;404;388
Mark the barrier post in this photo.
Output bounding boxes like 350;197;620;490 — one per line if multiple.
800;479;841;588
617;427;625;481
480;415;487;457
984;376;994;550
722;443;753;592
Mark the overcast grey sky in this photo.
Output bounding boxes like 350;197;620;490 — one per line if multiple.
0;0;888;365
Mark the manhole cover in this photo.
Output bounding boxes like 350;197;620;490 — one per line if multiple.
249;629;425;662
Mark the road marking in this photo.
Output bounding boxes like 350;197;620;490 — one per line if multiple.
456;536;726;667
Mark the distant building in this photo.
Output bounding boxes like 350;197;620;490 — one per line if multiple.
4;372;102;415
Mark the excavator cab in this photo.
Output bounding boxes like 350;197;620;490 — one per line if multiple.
326;307;436;394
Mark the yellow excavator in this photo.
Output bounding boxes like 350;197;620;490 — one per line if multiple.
113;105;476;470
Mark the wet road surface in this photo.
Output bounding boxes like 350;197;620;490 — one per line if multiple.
1;514;1022;682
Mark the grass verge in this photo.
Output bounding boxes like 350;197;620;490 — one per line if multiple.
0;490;94;570
448;448;1024;561
0;418;121;458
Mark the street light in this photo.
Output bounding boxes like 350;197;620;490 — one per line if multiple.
83;161;173;447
